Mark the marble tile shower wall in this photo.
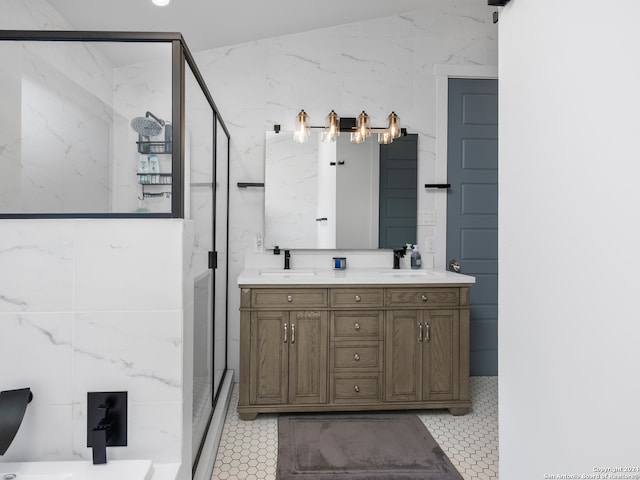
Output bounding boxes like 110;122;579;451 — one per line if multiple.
0;219;188;465
0;28;119;213
194;0;498;373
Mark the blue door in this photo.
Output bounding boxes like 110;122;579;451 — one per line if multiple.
446;78;498;376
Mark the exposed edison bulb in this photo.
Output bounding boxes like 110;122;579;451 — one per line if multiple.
152;0;171;6
357;111;371;138
378;132;393;144
350;131;365;144
322;110;340;143
388;111;401;139
293;109;310;143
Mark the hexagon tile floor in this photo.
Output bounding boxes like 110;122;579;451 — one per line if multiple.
211;376;498;480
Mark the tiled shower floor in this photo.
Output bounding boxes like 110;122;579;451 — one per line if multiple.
211;376;498;479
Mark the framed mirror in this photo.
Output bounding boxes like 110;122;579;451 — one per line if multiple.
264;131;418;249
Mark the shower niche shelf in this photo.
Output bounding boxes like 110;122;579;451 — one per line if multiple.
137;173;172;185
138;173;172;199
136;140;172;155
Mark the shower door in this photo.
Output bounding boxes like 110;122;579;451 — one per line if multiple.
184;61;229;467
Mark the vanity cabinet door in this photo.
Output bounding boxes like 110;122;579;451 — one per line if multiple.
288;311;328;405
249;309;328;406
385;308;460;403
422;309;460;402
385;309;423;402
249;310;289;405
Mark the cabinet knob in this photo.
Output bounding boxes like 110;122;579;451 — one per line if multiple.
354;323;360;331
355;295;361;302
354;353;360;361
421;294;428;302
287;295;293;302
354;385;360;393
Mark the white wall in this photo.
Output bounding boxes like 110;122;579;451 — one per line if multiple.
196;0;498;374
499;1;640;477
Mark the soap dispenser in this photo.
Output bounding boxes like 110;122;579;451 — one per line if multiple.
401;244;413;269
410;244;422;269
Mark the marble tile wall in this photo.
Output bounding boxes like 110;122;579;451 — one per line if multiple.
0;219;187;468
194;0;498;374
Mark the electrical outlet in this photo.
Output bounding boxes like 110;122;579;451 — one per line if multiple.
424;237;435;253
255;233;264;252
419;210;436;226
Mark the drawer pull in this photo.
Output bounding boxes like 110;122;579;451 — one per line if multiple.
421;294;428;302
284;323;288;343
355;295;361;302
425;323;430;343
418;323;423;342
287;295;293;303
354;323;360;331
354;385;360;393
291;323;295;344
354;353;360;361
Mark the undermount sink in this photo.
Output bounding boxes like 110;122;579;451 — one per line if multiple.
259;268;316;277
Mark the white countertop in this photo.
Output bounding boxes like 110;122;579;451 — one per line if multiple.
237;267;475;286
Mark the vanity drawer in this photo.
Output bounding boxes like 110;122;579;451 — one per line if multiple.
331;311;383;339
333;343;380;369
386;288;459;307
331;288;384;308
251;288;328;308
331;373;381;404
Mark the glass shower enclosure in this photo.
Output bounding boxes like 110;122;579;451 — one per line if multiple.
0;30;230;473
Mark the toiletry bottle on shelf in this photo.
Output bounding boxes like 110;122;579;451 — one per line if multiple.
402;244;413;269
138;155;149;184
411;244;422;269
148;154;160;183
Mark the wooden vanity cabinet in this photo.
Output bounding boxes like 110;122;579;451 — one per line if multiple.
248;309;327;406
238;284;471;420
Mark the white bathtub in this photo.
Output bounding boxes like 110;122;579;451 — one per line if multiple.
0;460;153;480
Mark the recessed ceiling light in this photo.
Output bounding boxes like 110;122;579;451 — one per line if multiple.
152;0;171;6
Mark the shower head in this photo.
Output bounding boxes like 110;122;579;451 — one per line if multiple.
130;111;165;137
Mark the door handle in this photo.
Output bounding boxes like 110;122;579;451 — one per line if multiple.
284;323;288;343
291;323;295;344
418;323;423;342
449;259;461;273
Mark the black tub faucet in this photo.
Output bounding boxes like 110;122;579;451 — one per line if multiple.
91;404;112;465
87;391;127;465
0;387;33;456
284;250;291;270
393;248;406;269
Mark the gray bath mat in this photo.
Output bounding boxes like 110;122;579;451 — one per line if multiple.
276;413;463;479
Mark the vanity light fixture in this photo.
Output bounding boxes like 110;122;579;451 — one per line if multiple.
290;109;405;144
293;109;310;143
152;0;171;6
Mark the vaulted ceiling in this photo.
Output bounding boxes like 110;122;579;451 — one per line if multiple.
48;0;433;53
